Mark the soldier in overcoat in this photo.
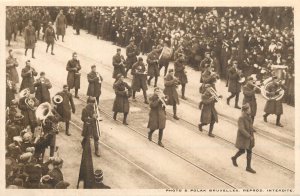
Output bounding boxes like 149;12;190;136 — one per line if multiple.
226;60;241;109
131;57;148;104
125;38;138;76
24;20;37;58
231;103;256;174
87;65;103;104
66;52;81;98
6;49;19;84
174;55;188;99
147;48;160;87
34;72;52;104
20;60;38;94
147;87;167;147
112;48;126;78
55;9;67;41
112;75;132;125
6;74;17;108
45;22;57;55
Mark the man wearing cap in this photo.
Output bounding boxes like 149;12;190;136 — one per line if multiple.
131;57;148;104
231;103;256;174
54;85;75;136
92;169;110;189
48;157;64;187
164;69;180;120
66;52;81;98
34;72;52;104
147;48;160;87
24;20;37;59
125;37;138;76
6;113;24;145
45;22;57;55
81;97;101;157
199;51;212;73
263;76;284;127
227;60;242;109
112;48;126;79
20;60;38;94
174;55;188;100
55;9;67;42
87;65;103;104
6;49;19;85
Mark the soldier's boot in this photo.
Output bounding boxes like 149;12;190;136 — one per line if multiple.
263;113;269;122
173;105;179;120
208;123;215;137
94;141;100;157
246;152;256;174
276;115;283;127
154;76;158;87
75;89;79;98
148;130;154;141
132;91;136;101
32;48;35;59
49;146;55;157
158;129;164;147
113;112;117;120
181;85;187;100
231;150;244;167
65;121;71;136
147;77;152;86
143;91;148;104
46;45;49;53
25;48;28;56
62;35;64;42
57;35;59;40
198;123;203;132
234;93;241;109
123;113;128;125
51;45;55;55
226;97;230;105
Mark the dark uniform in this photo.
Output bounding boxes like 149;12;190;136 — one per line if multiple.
24;24;36;58
112;53;126;78
163;71;180;119
45;25;56;54
6;55;19;84
20;65;38;94
242;81;260;123
227;65;241;109
87;71;103;104
6;78;17;108
18;96;39;131
66;58;81;97
34;77;52;104
174;58;188;99
147;49;160;87
125;42;138;75
131;60;148;103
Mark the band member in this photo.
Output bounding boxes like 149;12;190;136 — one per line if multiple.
227;60;241;109
34;72;52;104
42;11;52;40
24;20;37;59
20;60;38;94
174;55;188;100
131;57;148;104
147;48;160;87
87;65;103;104
147;87;167;147
55;9;67;42
125;38;138;76
54;85;76;136
242;76;261;124
163;69;180;120
92;169;111;189
66;52;81;98
198;85;219;137
6;113;24;145
263;76;284;127
73;8;83;35
112;48;126;79
158;42;172;76
199;52;213;82
112;74;132;125
6;74;17;108
231;103;256;174
45;22;57;55
6;49;19;85
81;97;100;157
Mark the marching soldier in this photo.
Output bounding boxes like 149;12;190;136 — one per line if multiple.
81;97;101;157
42;10;51;40
263;76;284;127
147;87;167;147
131;57;148;104
174;55;188;100
231;103;256;174
147;48;160;87
227;60;242;109
24;20;37;59
112;74;132;125
20;60;38;94
6;49;19;85
34;72;52;104
125;38;138;77
55;9;67;42
87;65;103;104
45;22;57;55
112;48;126;79
66;52;81;98
199;52;213;82
54;85;76;136
164;69;180;120
198;85;219;137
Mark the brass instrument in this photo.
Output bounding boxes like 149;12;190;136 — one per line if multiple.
93;102;102;137
19;88;30;98
157;93;168;108
207;87;222;102
96;72;102;83
53;95;63;104
261;77;284;101
35;102;54;124
25;97;36;110
236;68;245;83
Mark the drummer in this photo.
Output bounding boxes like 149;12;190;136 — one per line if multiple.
158;41;172;76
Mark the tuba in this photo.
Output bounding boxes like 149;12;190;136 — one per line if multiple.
19;88;30;98
261;77;285;101
53;95;63;104
35;102;53;124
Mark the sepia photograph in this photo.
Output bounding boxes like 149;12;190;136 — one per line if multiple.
1;0;298;195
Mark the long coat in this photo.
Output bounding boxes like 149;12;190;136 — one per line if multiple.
200;91;218;124
55;91;75;122
174;60;188;84
87;71;103;97
112;80;132;113
112;54;125;78
163;73;179;105
34;77;52;104
55;13;67;36
6;17;12;41
20;66;38;94
125;44;138;69
228;66;241;93
6;56;19;84
264;82;283;115
24;25;36;49
235;113;255;150
6;79;17;108
81;104;99;140
45;26;56;45
147;94;166;130
131;62;148;92
147;51;160;77
66;59;81;89
18;96;39;128
242;83;260;117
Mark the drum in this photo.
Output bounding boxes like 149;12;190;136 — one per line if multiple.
271;65;287;80
159;47;173;61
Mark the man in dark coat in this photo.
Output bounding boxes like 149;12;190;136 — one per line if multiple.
147;87;167;147
55;9;67;42
6;74;17;108
125;38;138;77
45;22;57;55
131;57;148;104
263;76;284;127
174;55;188;100
54;85;75;136
73;8;82;35
231;103;256;174
147;48;160;87
87;65;103;104
48;157;64;187
227;60;242;109
6;49;19;85
20;60;38;94
112;74;132;125
81;97;100;157
198;85;218;137
66;52;81;98
164;69;180;120
42;11;51;40
34;72;52;104
112;48;126;79
24;20;37;58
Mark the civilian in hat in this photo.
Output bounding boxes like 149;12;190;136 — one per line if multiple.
87;65;103;104
112;74;132;125
231;103;256;174
48;157;64;187
55;9;67;42
125;37;138;77
20;60;38;94
24;20;37;58
92;169;110;189
6;49;19;85
112;48;126;79
6;113;24;145
66;52;81;98
131;57;148;104
227;60;242;109
45;21;57;55
34;72;52;104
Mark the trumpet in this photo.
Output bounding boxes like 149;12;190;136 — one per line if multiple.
207;87;222;102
